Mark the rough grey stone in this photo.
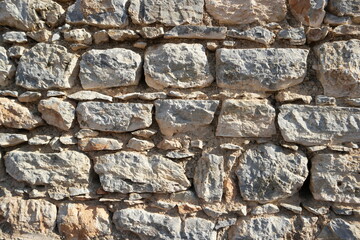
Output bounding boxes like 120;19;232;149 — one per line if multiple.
140;27;164;38
107;29;139;41
165;26;227;40
328;218;360;239
144;43;213;89
67;91;112;101
315;95;336;105
216;48;309;91
237;144;308;203
0;46;15;87
324;13;352;26
215;218;237;230
227;26;275;45
251;204;279;215
63;28;92;45
166;151;194;159
28;135;52;145
333;25;360;36
0;133;27;147
79;48;142;89
27;29;52;42
126;138;154;151
18;91;42;103
278;27;306;45
328;0;360;18
8;45;27;59
183;217;216;240
289;0;327;27
2;31;27;43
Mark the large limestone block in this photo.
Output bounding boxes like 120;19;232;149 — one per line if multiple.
278;104;360;146
216;99;276;138
236;144;308;203
144;43;213;89
0;46;15;86
76;102;153;132
16;43;79;90
289;0;327;27
94;151;190;193
155;99;219;136
314;40;360;97
311;154;360;204
216;48;309;91
80;48;142;89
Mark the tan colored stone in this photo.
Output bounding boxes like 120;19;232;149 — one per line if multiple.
289;0;327;27
78;137;123;151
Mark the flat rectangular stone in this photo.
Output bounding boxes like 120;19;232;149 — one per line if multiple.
164;26;227;39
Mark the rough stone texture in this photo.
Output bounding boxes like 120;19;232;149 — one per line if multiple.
77;102;153;132
155;100;219;136
183;217;216;240
127;137;154;151
289;0;327;27
144;43;213;89
216;48;309;91
2;31;27;43
314;40;360;98
78;137;123;151
278;27;306;46
79;48;142;90
0;46;15;87
205;0;287;25
129;0;204;26
67;91;112;101
16;43;79;90
328;0;360;18
63;28;92;44
94;151;190;193
0;133;28;147
278;104;360;146
311;153;360;204
227;26;276;45
237;144;308;203
216;99;276;138
328;218;360;240
165;26;227;40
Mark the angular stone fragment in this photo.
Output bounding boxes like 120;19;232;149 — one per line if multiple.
108;29;139;41
289;0;327;27
80;48;142;89
184;217;216;240
306;26;329;43
77;102;153;132
155;100;219;136
94;151;190;193
145;43;213;89
328;218;360;239
38;97;75;131
0;98;43;129
328;0;360;19
275;91;312;104
93;30;109;44
278;104;360;146
251;204;279;215
63;28;92;45
0;133;27;147
0;197;57;234
127;137;154;151
165;26;227;40
140;27;164;38
227;26;275;45
0;47;15;86
205;0;287;25
68;91;112;101
78;137;123;151
113;208;182;240
2;31;27;44
18;91;42;102
216;48;309;91
311;154;360;204
324;13;352;26
57;203;111;239
5;150;91;186
314;40;360;98
27;29;52;42
333;25;360;36
16;43;79;90
237;144;308;203
66;0;128;28
28;135;52;145
278;27;306;45
216;99;276;138
129;0;204;26
194;153;224;202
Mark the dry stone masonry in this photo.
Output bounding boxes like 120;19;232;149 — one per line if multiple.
0;0;359;239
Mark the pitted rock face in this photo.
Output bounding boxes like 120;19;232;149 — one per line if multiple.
328;0;360;18
0;46;15;86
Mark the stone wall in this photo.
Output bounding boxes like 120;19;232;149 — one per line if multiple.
0;0;359;239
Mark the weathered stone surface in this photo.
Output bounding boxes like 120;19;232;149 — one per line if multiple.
237;144;308;203
227;26;276;45
5;150;91;186
251;204;279;215
275;91;312;104
93;30;109;44
78;137;123;151
328;0;360;19
68;91;112;101
311;153;360;204
216;99;276;138
278;27;306;45
165;26;227;40
38;97;75;131
108;29;139;41
79;48;142;89
28;135;52;145
64;28;92;44
333;25;360;36
184;217;216;240
57;203;111;239
194;153;224;202
27;29;52;42
113;208;182;240
155;100;219;136
306;26;329;43
0;133;27;147
328;218;360;239
216;48;309;91
289;0;327;27
144;43;213;89
324;13;352;26
278;104;360;146
66;0;128;28
94;151;190;193
77;102;153;132
129;0;204;26
0;47;15;87
0;0;64;31
2;31;27;43
127;137;154;151
205;0;287;25
0;98;43;129
18;91;42;103
16;43;79;90
0;197;57;234
314;40;360;98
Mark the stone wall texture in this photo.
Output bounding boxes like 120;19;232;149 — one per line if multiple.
0;0;360;239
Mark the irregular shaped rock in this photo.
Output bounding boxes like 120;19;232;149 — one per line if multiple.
127;137;154;151
216;99;276;138
57;203;111;239
78;137;123;151
16;43;79;90
28;135;52;145
227;26;275;45
205;0;287;25
289;0;327;27
68;91;112;101
80;48;142;89
184;217;216;240
0;197;56;234
328;218;360;239
0;98;43;129
18;91;42;103
113;208;182;240
77;102;153;132
63;28;92;44
237;144;308;203
66;0;128;28
0;133;27;147
38;97;75;131
165;26;227;40
194;153;224;202
94;151;190;193
275;91;312;104
2;31;27;43
306;26;329;43
328;0;360;19
155;100;219;136
278;27;306;45
145;43;213;89
216;48;309;91
0;47;15;86
314;40;360;98
27;29;52;42
333;25;360;36
251;204;279;215
278;104;360;146
5;150;91;186
108;29;139;41
129;0;204;26
93;30;109;44
324;13;352;26
311;154;360;204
